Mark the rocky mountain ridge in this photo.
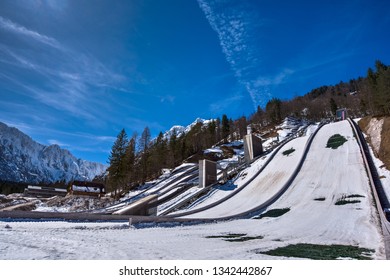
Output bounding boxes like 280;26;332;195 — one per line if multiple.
0;122;106;183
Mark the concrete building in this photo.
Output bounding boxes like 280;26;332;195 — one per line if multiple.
336;108;348;121
199;159;217;188
243;133;263;163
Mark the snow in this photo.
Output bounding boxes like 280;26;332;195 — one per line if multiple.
204;147;223;154
0;120;385;260
173;152;274;213
249;120;384;257
103;163;198;213
162;118;215;140
72;185;101;193
157;186;201;214
181;135;309;218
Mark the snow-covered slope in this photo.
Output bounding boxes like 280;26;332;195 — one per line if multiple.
183;135;309;218
0;122;106;183
247;120;384;256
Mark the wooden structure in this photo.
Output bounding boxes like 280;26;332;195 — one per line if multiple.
70;181;106;197
24;185;67;198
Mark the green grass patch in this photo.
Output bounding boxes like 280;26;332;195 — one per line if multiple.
314;197;326;201
258;243;374;260
206;233;246;239
326;134;348;149
206;233;263;242
254;208;290;219
335;199;361;205
335;194;364;205
225;235;264;242
346;194;365;199
282;148;296;156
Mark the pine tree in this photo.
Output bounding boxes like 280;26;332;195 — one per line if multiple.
376;60;390;114
266;98;282;124
215;117;221;143
168;129;178;167
107;129;128;198
139;127;151;152
330;98;338;116
368;61;390;115
124;135;136;190
237;116;247;138
149;132;168;177
359;99;368;116
229;118;235;140
221;114;230;141
139;127;151;183
206;120;217;147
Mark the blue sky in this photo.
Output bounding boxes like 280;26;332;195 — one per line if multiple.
1;0;389;164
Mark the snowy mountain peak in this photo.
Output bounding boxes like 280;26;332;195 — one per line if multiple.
0;121;107;183
163;118;214;140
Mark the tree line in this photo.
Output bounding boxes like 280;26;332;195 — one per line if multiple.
250;60;390;126
106;115;249;196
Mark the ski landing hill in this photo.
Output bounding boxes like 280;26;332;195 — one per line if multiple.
1;118;389;260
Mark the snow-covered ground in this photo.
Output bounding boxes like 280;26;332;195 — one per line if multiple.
246;120;384;258
0;120;386;260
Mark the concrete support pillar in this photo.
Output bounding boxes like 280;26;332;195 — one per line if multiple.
244;134;263;163
112;194;158;216
147;196;158;216
199;159;217;188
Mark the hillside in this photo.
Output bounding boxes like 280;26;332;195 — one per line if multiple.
359;116;390;170
0;122;106;184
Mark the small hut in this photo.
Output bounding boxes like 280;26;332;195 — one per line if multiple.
336;108;347;121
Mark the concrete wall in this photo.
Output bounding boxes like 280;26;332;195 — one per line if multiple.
199;159;217;188
112;194;158;216
244;134;263;163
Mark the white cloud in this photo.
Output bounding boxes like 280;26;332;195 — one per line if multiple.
44;0;68;11
0;16;63;50
254;68;295;87
0;16;129;124
197;0;268;108
209;92;244;113
47;139;70;147
160;95;175;104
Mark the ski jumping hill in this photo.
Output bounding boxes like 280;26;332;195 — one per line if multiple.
1;119;389;259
